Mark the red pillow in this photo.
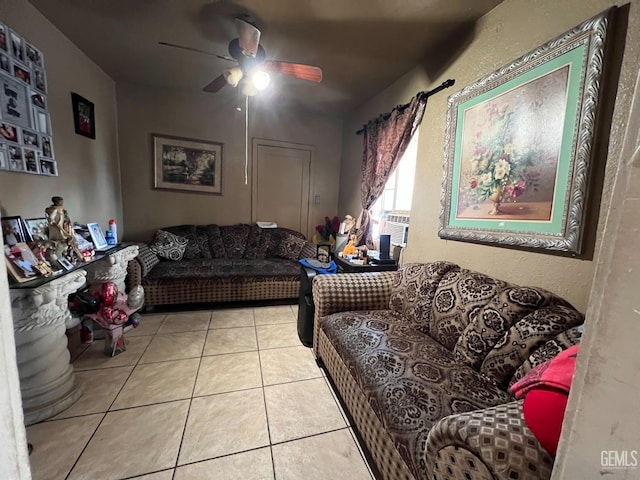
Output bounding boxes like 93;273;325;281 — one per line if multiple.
510;345;579;456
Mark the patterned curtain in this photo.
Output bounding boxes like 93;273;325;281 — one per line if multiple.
354;94;428;247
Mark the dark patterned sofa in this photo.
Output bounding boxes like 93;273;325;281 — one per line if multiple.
312;261;583;480
126;224;316;307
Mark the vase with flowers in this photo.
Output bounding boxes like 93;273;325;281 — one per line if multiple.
462;101;542;215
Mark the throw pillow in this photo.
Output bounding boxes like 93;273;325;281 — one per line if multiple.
276;233;307;260
149;230;188;261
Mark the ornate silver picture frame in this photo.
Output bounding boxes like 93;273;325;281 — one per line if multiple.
439;10;611;254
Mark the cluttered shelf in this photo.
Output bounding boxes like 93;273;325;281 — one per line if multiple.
8;243;130;290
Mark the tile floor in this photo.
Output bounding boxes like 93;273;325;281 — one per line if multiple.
26;305;375;480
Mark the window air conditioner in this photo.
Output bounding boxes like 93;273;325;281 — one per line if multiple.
385;221;409;246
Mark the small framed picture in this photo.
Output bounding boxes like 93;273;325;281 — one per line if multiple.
25;43;42;67
8;144;23;171
13;62;31;85
31;91;46;109
24;218;48;241
22;128;38;147
57;256;74;271
0;23;8;52
1;216;28;246
33;107;49;134
33;66;46;94
0;52;10;73
41;135;53;158
23;148;38;173
39;158;57;176
9;30;24;62
87;222;108;250
1;75;31;129
71;93;95;139
0;122;19;143
0;148;7;170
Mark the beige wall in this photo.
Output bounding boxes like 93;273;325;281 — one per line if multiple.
0;0;121;231
116;83;343;241
339;0;636;313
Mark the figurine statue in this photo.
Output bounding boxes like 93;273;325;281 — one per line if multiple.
45;196;85;262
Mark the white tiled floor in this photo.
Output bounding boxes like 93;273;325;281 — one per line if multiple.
27;305;374;480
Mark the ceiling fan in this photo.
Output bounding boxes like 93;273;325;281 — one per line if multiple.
159;17;323;96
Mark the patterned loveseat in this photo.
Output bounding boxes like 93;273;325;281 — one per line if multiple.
312;261;584;480
126;224;316;307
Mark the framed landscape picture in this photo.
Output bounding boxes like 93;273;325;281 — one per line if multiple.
153;134;223;195
439;11;611;254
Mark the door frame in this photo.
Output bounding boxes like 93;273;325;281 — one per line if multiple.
251;138;315;238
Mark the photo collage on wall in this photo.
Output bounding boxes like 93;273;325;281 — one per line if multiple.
0;21;56;176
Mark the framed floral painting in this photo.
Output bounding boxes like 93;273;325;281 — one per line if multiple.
439;10;611;254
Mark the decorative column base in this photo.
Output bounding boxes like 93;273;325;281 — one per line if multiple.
11;270;86;425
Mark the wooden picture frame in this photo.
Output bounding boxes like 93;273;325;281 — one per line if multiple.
439;11;611;254
71;92;95;139
153;134;223;195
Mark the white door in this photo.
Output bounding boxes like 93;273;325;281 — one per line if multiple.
252;139;313;237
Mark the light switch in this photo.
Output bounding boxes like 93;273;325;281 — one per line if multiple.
314;194;321;204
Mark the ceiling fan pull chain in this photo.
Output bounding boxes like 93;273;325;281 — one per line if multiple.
245;94;249;185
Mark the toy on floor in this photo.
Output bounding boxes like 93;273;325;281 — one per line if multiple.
83;282;143;356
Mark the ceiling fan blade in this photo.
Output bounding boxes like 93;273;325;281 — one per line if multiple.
158;41;234;62
235;18;261;57
265;61;323;83
203;74;228;93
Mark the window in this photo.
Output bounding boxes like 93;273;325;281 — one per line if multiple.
371;132;418;240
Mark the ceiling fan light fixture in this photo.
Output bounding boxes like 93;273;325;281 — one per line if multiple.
223;66;243;87
241;78;258;97
251;70;270;91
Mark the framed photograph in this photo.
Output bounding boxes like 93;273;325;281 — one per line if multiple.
22;128;38;147
57;256;74;271
0;74;31;129
0;122;19;143
439;11;610;254
33;66;46;94
87;222;108;250
71;92;95;139
31;91;45;109
33;107;49;134
1;216;27;246
39;158;57;176
13;62;30;85
41;135;53;157
0;148;7;170
9;30;24;62
5;245;38;283
0;23;7;52
153;134;223;195
24;217;48;241
24;148;38;173
8;144;23;171
25;43;42;67
0;52;10;73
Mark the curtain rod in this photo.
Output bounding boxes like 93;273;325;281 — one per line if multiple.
355;79;455;135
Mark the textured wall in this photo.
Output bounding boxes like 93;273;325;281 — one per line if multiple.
0;0;121;232
116;83;343;241
339;0;635;312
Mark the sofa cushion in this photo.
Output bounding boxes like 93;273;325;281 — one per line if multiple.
149;230;188;261
243;225;263;259
427;269;509;351
220;224;251;258
276;232;307;260
321;310;513;477
136;243;160;276
164;225;211;260
146;257;300;279
204;224;226;259
389;262;459;328
480;305;584;387
453;286;562;370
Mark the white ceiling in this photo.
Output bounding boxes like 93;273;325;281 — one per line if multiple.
29;0;503;113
